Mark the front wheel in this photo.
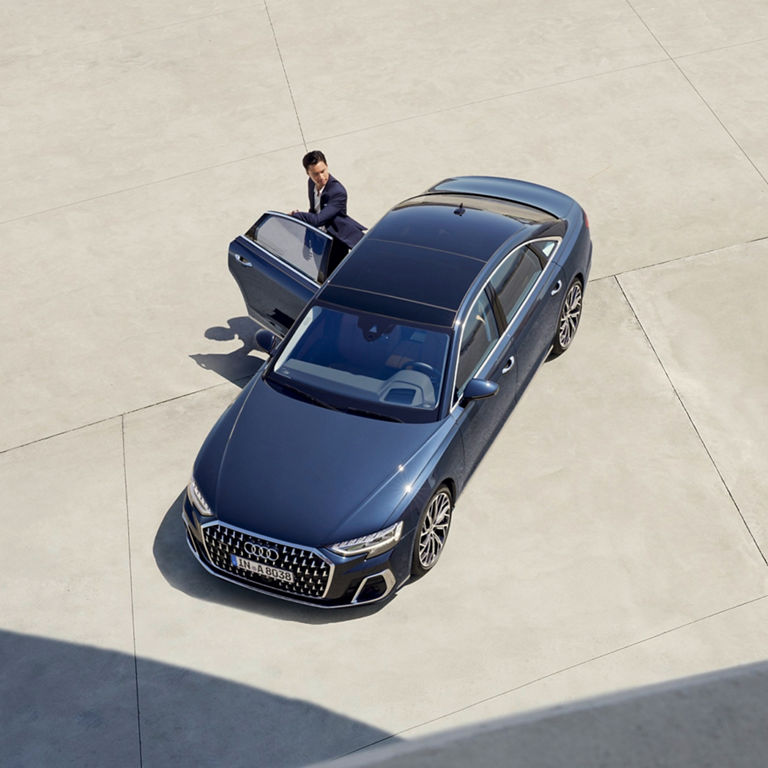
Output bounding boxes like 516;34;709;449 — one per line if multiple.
551;278;583;356
411;486;453;578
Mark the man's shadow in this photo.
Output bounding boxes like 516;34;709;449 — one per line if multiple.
190;316;266;386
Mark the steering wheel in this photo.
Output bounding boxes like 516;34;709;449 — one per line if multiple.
403;361;435;377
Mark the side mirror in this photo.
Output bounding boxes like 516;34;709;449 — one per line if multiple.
254;329;278;356
462;378;499;402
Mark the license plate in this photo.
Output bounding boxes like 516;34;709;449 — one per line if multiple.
230;554;295;584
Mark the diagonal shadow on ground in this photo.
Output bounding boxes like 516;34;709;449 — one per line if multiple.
0;628;398;768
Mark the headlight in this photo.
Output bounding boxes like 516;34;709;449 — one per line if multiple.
187;478;213;517
329;521;403;558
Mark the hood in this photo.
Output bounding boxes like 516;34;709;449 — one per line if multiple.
205;376;444;547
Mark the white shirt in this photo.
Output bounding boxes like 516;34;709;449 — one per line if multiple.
313;184;325;213
313;184;326;231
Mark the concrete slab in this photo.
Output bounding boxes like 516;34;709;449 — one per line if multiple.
0;418;133;647
0;152;294;452
390;593;768;740
1;1;253;58
448;275;768;632
0;4;300;222
311;658;768;767
620;240;768;558
678;39;768;181
0;420;138;766
629;0;768;57
269;0;665;140
0;630;141;768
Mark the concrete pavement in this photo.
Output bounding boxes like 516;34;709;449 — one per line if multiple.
2;1;768;766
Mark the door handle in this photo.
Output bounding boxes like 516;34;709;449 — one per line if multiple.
501;356;515;374
550;280;562;296
234;254;253;267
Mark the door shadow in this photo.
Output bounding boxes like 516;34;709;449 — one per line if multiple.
190;316;266;387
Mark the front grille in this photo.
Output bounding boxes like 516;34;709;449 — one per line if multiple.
202;522;332;599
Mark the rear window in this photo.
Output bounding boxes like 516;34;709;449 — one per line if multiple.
396;193;556;223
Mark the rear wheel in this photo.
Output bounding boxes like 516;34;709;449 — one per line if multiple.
552;278;583;356
411;486;453;578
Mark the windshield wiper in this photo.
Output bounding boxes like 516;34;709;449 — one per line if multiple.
343;406;403;423
271;378;339;412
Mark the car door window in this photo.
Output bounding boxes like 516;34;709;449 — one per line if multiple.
489;245;546;325
246;214;329;281
455;291;499;398
535;239;559;259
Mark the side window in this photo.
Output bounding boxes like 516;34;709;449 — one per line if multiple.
455;291;499;398
246;215;329;281
536;240;559;259
489;243;550;325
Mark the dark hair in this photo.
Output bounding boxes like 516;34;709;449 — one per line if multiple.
302;150;327;170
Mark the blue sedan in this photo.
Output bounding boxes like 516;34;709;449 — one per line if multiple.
183;177;592;606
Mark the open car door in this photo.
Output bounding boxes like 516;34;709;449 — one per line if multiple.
228;212;333;337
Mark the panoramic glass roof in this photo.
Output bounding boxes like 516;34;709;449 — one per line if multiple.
329;198;537;324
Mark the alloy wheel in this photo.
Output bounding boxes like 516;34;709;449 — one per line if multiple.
558;280;583;351
417;488;452;570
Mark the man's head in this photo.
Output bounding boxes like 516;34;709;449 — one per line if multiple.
302;150;330;189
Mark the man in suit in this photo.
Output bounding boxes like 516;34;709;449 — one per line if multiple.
291;150;366;277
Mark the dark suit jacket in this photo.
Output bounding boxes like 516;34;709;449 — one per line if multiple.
292;176;366;249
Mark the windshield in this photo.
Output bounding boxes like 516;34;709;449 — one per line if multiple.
269;305;450;422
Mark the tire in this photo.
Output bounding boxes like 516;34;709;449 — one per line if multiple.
551;277;583;356
411;485;453;578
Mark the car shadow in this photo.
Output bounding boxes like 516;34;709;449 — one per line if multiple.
189;316;266;387
153;492;393;624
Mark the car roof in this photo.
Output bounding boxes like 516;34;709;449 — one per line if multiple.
322;192;551;328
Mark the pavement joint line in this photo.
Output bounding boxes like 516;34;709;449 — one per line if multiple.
343;591;768;758
0;4;259;65
0;56;683;230
304;56;672;146
0;54;736;228
0;379;236;457
0;140;305;228
626;0;768;189
7;3;767;70
600;233;768;281
672;35;768;61
264;0;307;152
614;275;768;568
1;14;764;230
121;414;144;767
0;239;763;458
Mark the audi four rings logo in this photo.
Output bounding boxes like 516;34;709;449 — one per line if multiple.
244;542;279;562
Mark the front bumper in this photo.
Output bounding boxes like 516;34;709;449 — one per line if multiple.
182;494;411;607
